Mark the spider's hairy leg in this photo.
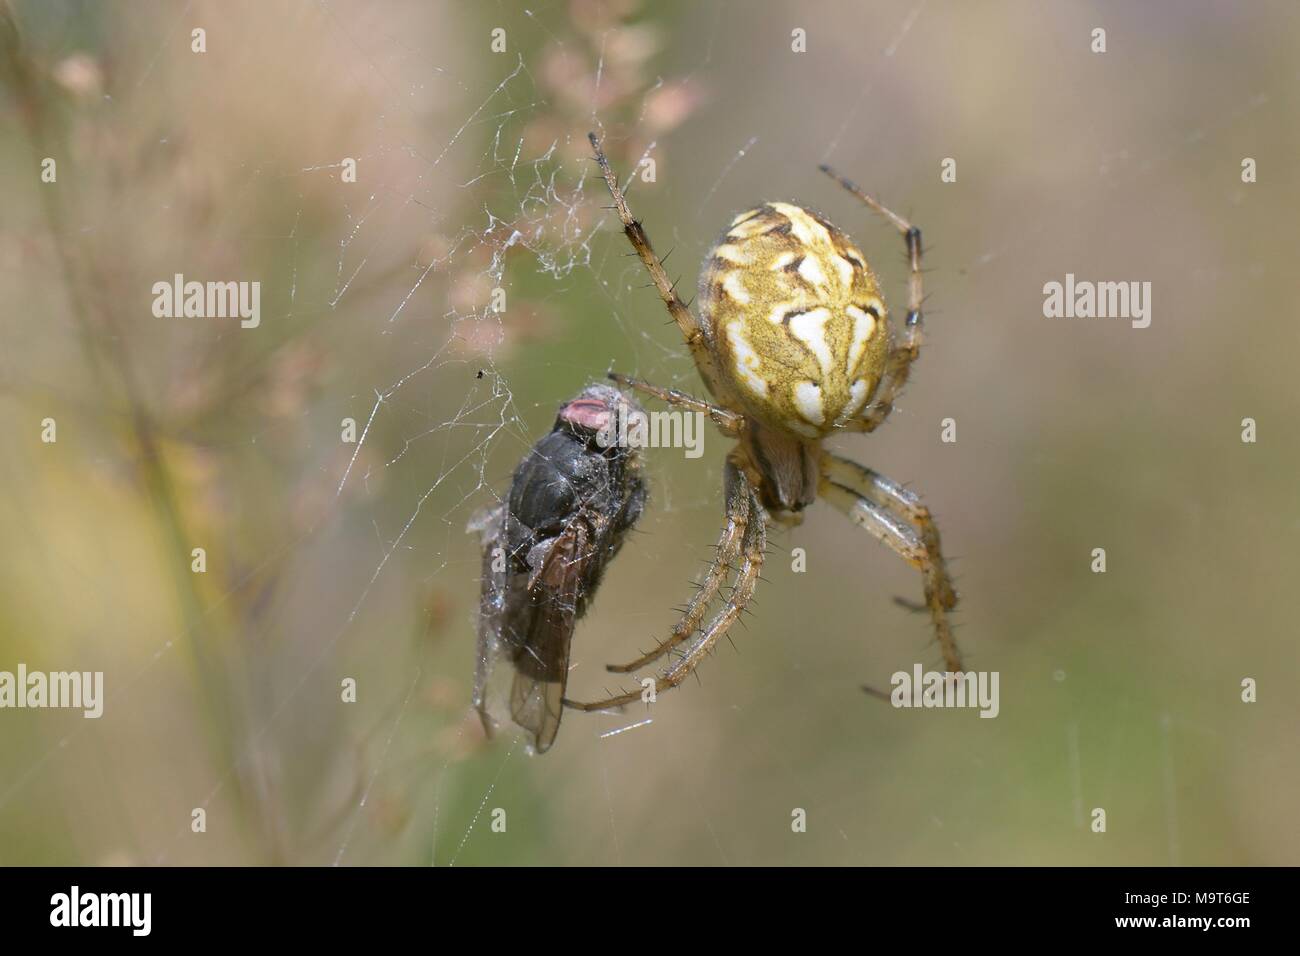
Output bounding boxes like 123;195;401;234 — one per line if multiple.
564;462;767;712
658;482;764;681
822;453;958;610
588;133;733;404
607;372;743;437
605;459;751;674
818;164;925;434
818;472;963;674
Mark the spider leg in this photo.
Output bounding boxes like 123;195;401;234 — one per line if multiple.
819;165;924;435
659;491;764;682
607;372;744;437
818;474;963;673
564;466;767;712
589;133;736;405
605;459;751;674
822;454;958;610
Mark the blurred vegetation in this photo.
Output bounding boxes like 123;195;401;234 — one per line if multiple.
0;0;1297;865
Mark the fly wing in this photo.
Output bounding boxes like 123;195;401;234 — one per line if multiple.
468;504;512;739
506;521;591;753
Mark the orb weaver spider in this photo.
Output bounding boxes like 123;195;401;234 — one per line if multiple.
565;132;962;713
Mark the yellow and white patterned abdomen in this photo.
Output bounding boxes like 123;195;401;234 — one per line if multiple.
698;202;890;438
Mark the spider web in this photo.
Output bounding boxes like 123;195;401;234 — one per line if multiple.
2;0;1297;867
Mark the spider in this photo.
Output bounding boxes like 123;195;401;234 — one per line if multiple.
563;132;963;714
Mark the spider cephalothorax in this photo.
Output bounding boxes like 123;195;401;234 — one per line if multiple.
563;133;961;716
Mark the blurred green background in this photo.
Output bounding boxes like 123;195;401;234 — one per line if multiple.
1;0;1297;865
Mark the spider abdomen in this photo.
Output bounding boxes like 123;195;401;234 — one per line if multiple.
699;202;891;438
